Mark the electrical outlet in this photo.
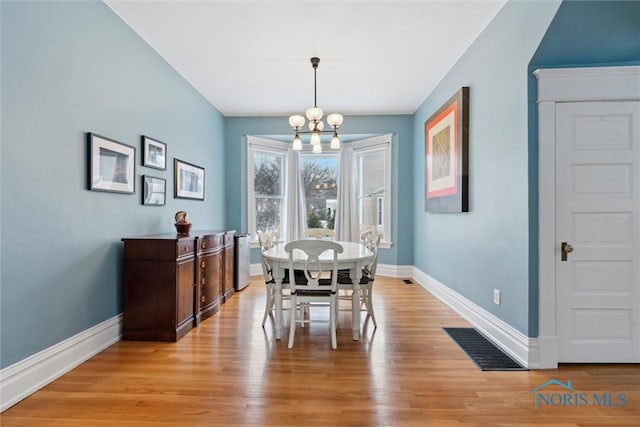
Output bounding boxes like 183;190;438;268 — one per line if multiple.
493;289;501;305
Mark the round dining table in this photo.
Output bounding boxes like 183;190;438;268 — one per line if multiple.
262;240;373;341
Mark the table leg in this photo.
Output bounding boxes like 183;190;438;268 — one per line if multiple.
351;266;362;341
272;265;285;340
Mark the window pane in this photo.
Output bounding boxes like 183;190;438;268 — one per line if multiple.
360;152;385;196
254;154;282;196
301;156;338;229
255;197;281;233
360;196;383;227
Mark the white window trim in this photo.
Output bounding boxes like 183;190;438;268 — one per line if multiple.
353;134;393;248
247;136;290;247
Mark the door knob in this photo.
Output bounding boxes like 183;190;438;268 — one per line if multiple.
561;241;573;261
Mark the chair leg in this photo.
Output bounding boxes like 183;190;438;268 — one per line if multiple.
300;302;308;328
330;295;337;349
288;295;297;348
366;284;377;328
262;286;273;327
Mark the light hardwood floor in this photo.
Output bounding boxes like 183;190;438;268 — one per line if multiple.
2;277;639;426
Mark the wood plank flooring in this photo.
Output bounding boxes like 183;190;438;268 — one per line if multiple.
2;277;639;426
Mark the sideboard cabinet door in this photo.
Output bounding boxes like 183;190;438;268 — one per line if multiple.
222;231;235;303
122;235;196;341
195;232;224;323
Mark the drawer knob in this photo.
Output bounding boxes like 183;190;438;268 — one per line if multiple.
201;278;206;285
184;246;190;252
201;242;207;249
201;296;206;303
201;261;206;269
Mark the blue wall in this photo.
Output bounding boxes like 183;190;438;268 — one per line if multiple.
224;115;414;266
531;0;640;67
412;0;561;336
1;1;226;368
526;0;640;336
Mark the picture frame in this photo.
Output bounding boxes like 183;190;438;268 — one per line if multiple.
424;87;469;212
142;175;166;206
87;133;135;194
174;158;205;200
141;135;167;170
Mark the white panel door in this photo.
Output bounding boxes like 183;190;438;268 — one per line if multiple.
556;101;639;362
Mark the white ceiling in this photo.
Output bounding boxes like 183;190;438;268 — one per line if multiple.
105;0;506;117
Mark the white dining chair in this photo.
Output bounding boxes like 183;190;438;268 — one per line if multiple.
337;228;382;328
285;239;343;349
303;228;335;240
258;230;289;327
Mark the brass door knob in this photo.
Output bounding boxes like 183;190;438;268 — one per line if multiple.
561;241;573;261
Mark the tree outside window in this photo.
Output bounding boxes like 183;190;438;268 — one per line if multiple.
300;155;339;230
253;152;284;236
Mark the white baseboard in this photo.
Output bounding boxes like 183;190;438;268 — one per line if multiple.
377;263;413;278
0;314;122;412
412;267;535;369
531;336;558;369
250;263;262;277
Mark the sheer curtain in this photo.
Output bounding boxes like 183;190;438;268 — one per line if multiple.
335;147;360;242
285;149;307;241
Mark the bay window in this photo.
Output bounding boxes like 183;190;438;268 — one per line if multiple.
247;134;392;246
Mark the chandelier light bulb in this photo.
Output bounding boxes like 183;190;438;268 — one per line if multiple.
289;115;305;129
292;134;302;150
327;113;343;127
308;120;324;131
310;131;321;146
312;143;322;154
306;107;323;121
330;133;340;150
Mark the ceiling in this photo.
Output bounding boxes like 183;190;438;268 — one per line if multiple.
105;0;506;117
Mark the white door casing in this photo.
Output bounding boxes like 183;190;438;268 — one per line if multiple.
555;101;639;362
535;66;640;368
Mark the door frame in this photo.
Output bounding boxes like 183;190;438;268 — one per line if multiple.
535;65;640;368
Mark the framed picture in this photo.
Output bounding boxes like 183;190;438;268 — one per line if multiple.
87;133;135;194
174;158;205;200
141;135;167;170
142;175;166;206
424;87;469;212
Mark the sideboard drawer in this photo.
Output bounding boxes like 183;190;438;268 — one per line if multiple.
177;239;195;258
199;234;223;252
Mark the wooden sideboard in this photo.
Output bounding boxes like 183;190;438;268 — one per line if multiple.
122;230;235;341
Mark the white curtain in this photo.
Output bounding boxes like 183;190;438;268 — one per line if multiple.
285;149;307;241
335;147;360;242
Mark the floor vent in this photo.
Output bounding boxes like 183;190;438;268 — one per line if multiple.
403;279;413;284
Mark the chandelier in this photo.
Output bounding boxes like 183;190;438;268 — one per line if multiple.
288;57;343;153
